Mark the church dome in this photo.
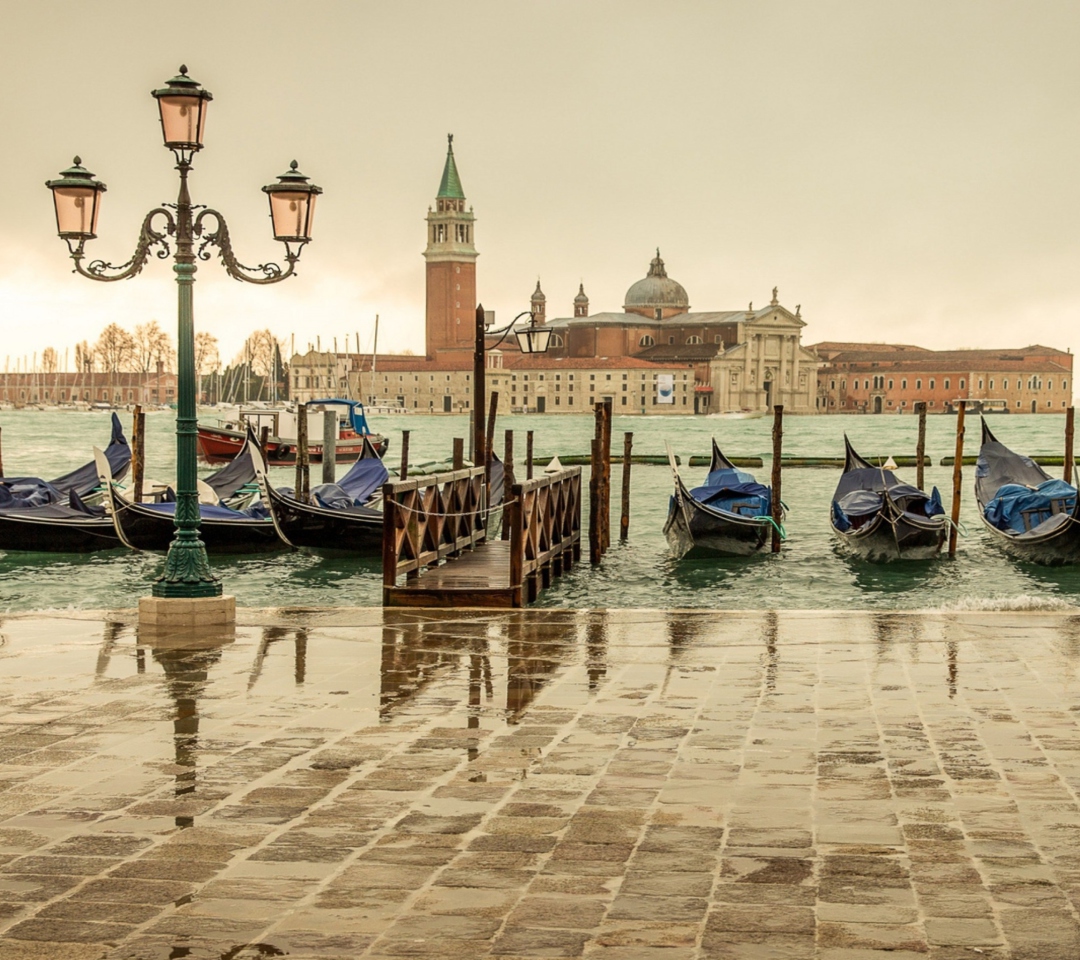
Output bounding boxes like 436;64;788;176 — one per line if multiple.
623;251;689;313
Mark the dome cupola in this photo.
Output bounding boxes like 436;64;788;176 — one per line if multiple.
624;250;689;319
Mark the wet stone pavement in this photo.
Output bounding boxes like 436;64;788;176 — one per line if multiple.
0;610;1079;958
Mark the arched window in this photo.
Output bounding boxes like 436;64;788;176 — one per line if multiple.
549;333;564;348
639;335;655;347
685;335;703;345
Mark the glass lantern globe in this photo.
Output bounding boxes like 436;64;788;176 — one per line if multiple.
151;65;212;154
262;161;323;243
45;157;107;240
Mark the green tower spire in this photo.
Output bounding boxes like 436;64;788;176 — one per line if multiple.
437;133;465;200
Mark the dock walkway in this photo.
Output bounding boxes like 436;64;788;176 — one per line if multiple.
381;465;581;608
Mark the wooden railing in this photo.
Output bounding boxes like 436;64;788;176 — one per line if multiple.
508;467;582;604
382;466;486;601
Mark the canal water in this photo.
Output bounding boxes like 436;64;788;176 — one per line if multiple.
1;409;1079;612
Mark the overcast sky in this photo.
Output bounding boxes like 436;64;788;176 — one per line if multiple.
3;1;1079;368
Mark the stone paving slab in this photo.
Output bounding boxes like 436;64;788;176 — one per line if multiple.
0;608;1078;956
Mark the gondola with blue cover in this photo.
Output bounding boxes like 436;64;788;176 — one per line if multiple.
103;428;283;554
664;439;780;558
830;436;947;562
975;418;1080;565
0;413;131;552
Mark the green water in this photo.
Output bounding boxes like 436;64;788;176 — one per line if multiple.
1;409;1079;612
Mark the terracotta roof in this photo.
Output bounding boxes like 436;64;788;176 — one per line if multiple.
503;355;690;370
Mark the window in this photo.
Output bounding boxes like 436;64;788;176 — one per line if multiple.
621;396;627;405
888;379;893;389
549;334;564;347
1003;379;1009;389
639;335;655;347
929;401;935;407
864;380;869;390
944;379;950;390
902;379;907;389
916;379;922;390
622;373;627;380
990;379;994;389
668;337;675;345
959;379;965;389
686;335;703;345
930;379;935;390
830;379;836;390
589;374;595;380
606;374;611;380
978;379;983;389
714;335;722;343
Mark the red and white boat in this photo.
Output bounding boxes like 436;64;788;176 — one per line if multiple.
198;400;388;465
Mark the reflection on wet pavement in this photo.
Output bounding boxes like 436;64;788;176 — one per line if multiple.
0;609;1079;956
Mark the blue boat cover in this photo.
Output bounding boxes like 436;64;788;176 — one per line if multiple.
139;501;261;521
984;478;1077;533
334;441;389;505
689;467;772;518
831;439;944;533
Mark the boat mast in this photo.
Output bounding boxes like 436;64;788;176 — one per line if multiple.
371;315;379;406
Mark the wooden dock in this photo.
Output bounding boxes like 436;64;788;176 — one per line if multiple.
382;465;582;608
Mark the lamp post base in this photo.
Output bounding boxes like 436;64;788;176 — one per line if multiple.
153;536;222;598
139;595;235;630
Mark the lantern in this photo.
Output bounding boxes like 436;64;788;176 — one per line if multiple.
45;157;107;240
262;161;323;243
151;65;212;154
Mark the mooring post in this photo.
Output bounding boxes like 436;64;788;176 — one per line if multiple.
502;429;514;540
949;399;966;557
322;408;337;484
915;401;927;491
399;429;410;480
526;430;534;480
593;403;605;558
132;405;145;504
771;405;784;553
296;403;309;503
453;437;465;471
602;399;613;551
0;425;4;477
620;431;633;541
589;436;601;565
1065;406;1075;484
258;425;271;467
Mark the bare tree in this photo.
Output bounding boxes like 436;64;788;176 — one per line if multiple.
195;331;220;376
75;340;93;372
237;329;282;378
94;324;136;372
133;320;173;372
40;347;59;374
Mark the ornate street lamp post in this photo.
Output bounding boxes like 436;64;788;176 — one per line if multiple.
46;66;322;600
472;306;551;479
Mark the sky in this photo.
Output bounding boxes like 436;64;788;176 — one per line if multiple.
3;1;1080;369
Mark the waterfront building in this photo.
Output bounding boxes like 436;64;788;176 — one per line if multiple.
290;139;819;415
0;363;178;407
813;342;1074;413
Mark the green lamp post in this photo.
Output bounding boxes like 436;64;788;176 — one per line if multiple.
46;66;322;599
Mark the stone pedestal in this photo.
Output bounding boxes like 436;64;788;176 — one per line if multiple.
138;595;236;630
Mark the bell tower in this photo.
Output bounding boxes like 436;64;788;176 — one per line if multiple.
424;135;477;356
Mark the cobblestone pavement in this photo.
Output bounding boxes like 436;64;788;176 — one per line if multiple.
1;609;1080;958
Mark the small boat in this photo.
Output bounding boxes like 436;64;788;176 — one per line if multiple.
197;399;388;465
830;436;948;562
257;437;389;555
707;409;767;420
0;414;132;553
101;434;285;554
975;419;1080;565
663;440;780;558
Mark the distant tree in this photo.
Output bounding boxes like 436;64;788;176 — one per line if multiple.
195;331;220;376
133;320;173;372
75;340;93;372
94;323;136;373
40;347;59;374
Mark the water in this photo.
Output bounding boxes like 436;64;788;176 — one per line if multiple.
1;408;1079;612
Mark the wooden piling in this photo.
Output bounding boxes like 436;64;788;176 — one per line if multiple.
399;430;410;480
322;409;337;484
916;401;927;491
296;404;309;503
602;400;613;550
620;431;633;541
453;438;465;471
589;437;601;565
948;400;966;558
502;429;514;540
131;406;145;504
771;405;784;553
258;425;271;467
526;431;534;480
0;426;4;477
1065;406;1075;483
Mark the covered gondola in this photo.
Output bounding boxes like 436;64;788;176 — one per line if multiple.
830;436;947;562
664;440;780;559
0;414;131;553
102;434;284;554
257;437;388;554
975;419;1080;565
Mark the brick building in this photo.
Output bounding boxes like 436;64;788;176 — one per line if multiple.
0;364;178;408
813;343;1073;414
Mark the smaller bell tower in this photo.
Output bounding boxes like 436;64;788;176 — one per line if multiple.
531;280;546;324
424;135;478;356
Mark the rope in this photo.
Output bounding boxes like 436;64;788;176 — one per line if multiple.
752;515;787;541
390;497;510;519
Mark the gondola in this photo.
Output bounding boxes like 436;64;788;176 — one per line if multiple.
101;433;285;554
0;414;131;553
975;419;1080;565
257;437;389;554
663;440;780;558
830;436;948;562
